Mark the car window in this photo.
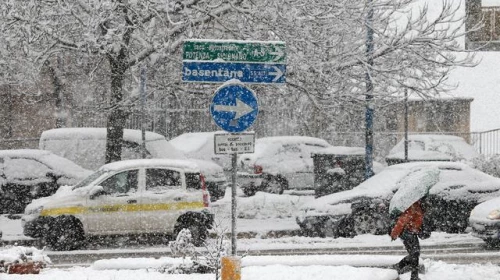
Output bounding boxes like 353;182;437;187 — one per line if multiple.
146;168;182;191
100;169;139;195
185;173;202;190
73;170;106;189
4;158;51;180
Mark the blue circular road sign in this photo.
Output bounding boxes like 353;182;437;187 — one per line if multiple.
210;84;258;133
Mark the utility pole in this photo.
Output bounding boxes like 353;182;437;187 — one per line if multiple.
404;89;409;162
365;0;375;180
140;65;147;159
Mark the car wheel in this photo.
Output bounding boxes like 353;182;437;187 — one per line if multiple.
262;176;286;195
45;215;85;251
242;184;258;197
352;211;378;235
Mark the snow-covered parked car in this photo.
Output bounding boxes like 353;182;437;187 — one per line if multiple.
39;128;227;201
469;196;500;247
0;149;91;214
22;159;214;250
238;136;332;196
385;134;479;165
296;161;500;238
170;131;231;172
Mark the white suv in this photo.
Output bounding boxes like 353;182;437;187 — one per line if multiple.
22;159;213;250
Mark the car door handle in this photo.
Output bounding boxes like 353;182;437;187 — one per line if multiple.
174;197;183;201
127;199;137;204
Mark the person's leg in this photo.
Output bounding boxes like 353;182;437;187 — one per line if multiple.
406;234;420;280
396;233;412;271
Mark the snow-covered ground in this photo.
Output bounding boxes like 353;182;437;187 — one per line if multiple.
1;249;500;280
2;191;500;279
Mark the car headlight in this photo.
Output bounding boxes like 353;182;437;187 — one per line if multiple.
487;209;500;220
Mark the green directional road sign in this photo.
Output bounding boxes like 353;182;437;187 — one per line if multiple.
183;40;286;63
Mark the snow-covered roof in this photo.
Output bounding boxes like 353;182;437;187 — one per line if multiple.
99;159;200;173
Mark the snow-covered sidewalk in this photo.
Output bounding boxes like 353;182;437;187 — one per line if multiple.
1;255;500;280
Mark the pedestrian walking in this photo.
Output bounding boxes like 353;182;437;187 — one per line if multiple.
390;199;425;280
388;167;439;280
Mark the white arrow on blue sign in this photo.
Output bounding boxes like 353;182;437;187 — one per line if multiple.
183;61;286;84
210;84;258;133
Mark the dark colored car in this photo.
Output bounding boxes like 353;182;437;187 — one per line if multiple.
0;149;91;214
312;146;366;198
296;161;500;238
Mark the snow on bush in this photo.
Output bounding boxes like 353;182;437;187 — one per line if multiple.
0;246;51;273
215;192;314;219
473;155;500;178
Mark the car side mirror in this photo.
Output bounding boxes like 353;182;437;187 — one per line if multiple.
89;185;105;199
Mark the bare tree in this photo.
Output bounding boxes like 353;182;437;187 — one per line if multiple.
0;0;251;162
235;0;478;134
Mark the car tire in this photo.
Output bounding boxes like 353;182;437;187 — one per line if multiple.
352;211;378;236
262;175;286;195
45;215;85;251
242;184;258;197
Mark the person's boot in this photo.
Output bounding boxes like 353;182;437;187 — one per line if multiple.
418;263;426;274
410;270;420;280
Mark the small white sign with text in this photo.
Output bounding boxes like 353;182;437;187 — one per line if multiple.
214;133;255;154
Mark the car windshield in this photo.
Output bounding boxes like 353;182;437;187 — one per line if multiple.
72;170;107;190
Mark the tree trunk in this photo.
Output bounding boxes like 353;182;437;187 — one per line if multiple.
105;57;128;164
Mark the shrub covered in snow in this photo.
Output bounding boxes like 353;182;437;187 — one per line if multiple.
0;246;51;274
473;155;500;178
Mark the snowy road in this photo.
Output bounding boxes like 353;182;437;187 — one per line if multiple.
44;241;500;267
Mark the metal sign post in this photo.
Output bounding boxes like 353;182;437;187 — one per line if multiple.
182;39;286;256
230;152;237;255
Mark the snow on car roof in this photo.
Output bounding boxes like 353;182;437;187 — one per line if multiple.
98;159;200;173
256;136;331;146
404;134;468;142
0;149;52;158
387;134;479;162
169;131;225;154
312;146;365;155
41;128;166;142
303;161;479;210
0;149;90;177
469;196;500;224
